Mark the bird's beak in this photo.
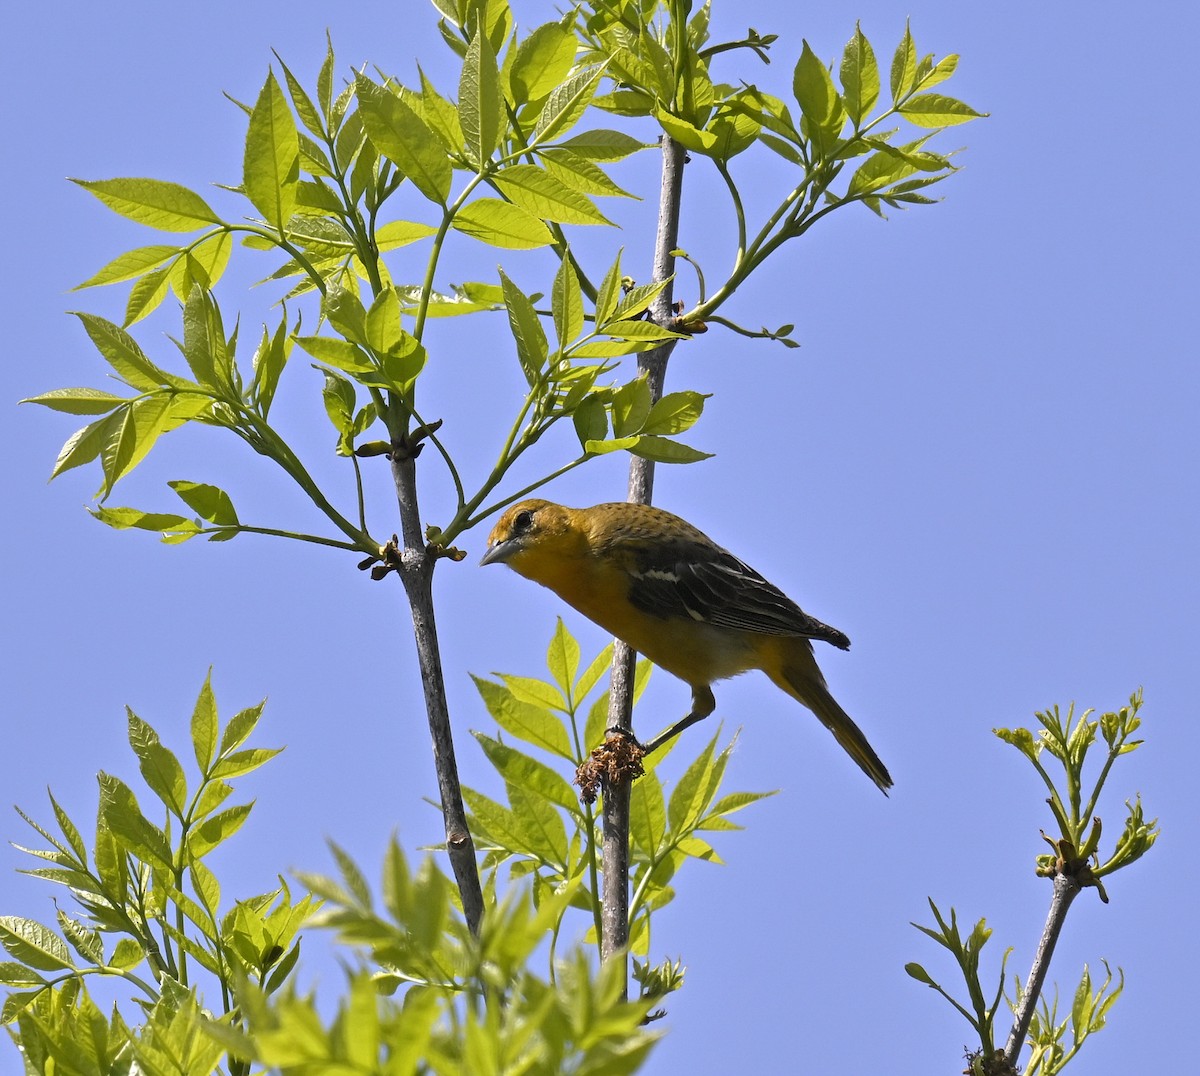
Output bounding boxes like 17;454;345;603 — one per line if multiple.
479;539;513;567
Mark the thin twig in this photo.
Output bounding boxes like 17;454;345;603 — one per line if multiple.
600;134;687;979
1003;871;1082;1065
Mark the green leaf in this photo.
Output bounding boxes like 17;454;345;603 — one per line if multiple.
71;177;221;232
641;391;708;436
461;29;503;167
840;23;880;127
324;283;368;345
601;318;684;343
244;71;300;227
251;314;292;417
277;55;325;140
355;74;451;204
584;435;640;455
47;792;87;864
413;67;465;153
575;641;615;702
573;393;608;448
319;369;356;438
365;286;404;355
552;129;649;160
99;395;182;496
899;92;987;127
499;674;565;711
97;772;173;871
593;249;625;326
531;64;607;145
90;506;198;538
191;671;219;771
793;41;845;152
57;910;103;964
169;481;239;525
375;220;438;251
452;198;553;249
294;335;373;373
499;268;549;383
890;23;918;103
509;22;577;105
629;769;666;856
546;618;580;700
652;108;716;154
610;377;651;437
210;746;283;780
72;312;179;391
127;710;188;817
540;149;637;199
50;413;116;480
472;676;573;759
125;264;173;325
667;731;720;834
0;918;73;972
189;803;253;858
552;256;584;346
75;244;181;289
0;961;45;987
110;938;145;971
493;164;612;225
462;788;532;857
507;784;569;867
219;701;265;755
472;733;581;818
21;387;128;415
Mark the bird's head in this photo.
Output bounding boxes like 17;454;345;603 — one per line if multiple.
480;499;583;577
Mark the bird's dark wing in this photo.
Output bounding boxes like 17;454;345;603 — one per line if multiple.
616;533;851;649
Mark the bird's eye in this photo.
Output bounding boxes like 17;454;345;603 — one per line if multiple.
513;509;534;533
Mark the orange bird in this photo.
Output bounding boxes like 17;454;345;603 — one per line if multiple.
481;499;891;792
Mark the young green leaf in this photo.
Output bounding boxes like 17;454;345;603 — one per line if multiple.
552;256;584;346
472;732;582;818
840;23;880;127
452;198;553;248
509;22;577;105
127;710;188;817
75;244;180;290
0;918;74;972
21;388;128;416
355;75;451;205
531;64;607;145
890;23;918;103
472;675;573;759
243;71;300;228
168;481;240;526
461;29;503;167
899;93;987;127
499;268;550;383
71;178;222;232
493;164;613;225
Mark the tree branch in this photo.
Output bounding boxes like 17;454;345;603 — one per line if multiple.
600;134;687;977
1003;871;1082;1065
389;452;485;936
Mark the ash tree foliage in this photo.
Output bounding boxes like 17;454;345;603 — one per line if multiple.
4;0;1152;1073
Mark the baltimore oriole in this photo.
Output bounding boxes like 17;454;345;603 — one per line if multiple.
481;499;891;792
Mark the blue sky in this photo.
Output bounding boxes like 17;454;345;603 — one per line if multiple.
4;1;1197;1072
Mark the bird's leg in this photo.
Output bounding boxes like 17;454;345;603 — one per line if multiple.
642;685;716;755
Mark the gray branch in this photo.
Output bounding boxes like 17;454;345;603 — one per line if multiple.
1003;871;1082;1066
390;452;485;936
600;135;688;976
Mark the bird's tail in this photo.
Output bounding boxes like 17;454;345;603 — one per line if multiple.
765;641;893;794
